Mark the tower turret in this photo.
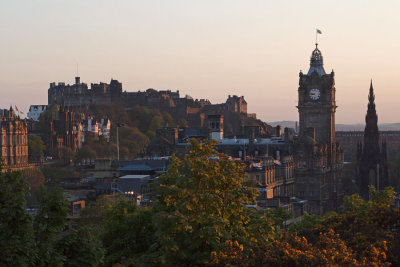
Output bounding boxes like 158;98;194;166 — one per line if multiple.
308;44;326;76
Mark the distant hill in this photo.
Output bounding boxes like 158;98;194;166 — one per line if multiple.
268;121;400;131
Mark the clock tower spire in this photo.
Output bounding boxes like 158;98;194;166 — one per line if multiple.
294;43;343;214
297;44;336;159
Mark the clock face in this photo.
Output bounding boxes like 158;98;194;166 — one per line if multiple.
309;88;320;100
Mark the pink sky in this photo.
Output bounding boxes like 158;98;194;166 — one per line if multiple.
0;0;399;124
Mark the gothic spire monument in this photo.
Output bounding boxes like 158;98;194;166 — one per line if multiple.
293;43;344;214
357;82;389;199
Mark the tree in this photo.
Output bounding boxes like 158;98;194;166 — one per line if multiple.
34;186;69;266
101;201;156;266
75;145;97;164
151;139;266;266
118;126;149;158
310;187;397;265
25;168;46;206
249;230;363;267
56;146;74;165
0;169;37;266
28;134;45;162
55;227;104;267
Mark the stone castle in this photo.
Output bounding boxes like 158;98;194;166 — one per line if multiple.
48;77;269;137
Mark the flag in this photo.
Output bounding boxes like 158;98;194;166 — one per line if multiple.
15;105;19;112
316;29;322;34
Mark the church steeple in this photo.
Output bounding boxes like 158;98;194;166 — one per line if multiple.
308;43;326;76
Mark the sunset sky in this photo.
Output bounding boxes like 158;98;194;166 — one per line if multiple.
0;0;399;124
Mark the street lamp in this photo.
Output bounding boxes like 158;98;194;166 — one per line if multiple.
116;123;124;161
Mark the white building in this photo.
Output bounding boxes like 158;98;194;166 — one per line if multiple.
82;116;111;143
27;105;47;121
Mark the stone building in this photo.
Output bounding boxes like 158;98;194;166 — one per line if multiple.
47;107;82;158
294;44;344;214
246;156;296;210
0;107;28;167
82;117;111;143
336;131;400;156
357;82;389;199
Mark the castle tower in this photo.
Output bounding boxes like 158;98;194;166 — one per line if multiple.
357;82;389;198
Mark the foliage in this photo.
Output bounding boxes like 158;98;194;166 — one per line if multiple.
250;230;361;267
34;186;69;266
25;168;46;206
36;104;60;132
263;207;292;229
101;201;156;266
91;103;131;127
341;160;359;195
56;146;74;165
0;169;37;266
310;186;398;265
117;126;149;158
28;134;45;161
41;165;80;184
97;140;276;266
151;139;268;266
208;240;244;267
288;212;322;234
0;167;105;267
78;193;131;235
75;145;97;164
55;227;104;267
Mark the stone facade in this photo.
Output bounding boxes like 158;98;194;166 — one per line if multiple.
0;107;28;167
336;131;400;156
294;44;344;214
47;107;82;158
246;156;295;209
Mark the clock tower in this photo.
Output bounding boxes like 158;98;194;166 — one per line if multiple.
298;43;337;164
294;43;344;214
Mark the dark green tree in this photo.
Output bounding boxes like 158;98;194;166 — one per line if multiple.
0;169;37;266
34;186;69;266
75;145;97;164
101;201;156;266
28;134;45;162
55;227;104;267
